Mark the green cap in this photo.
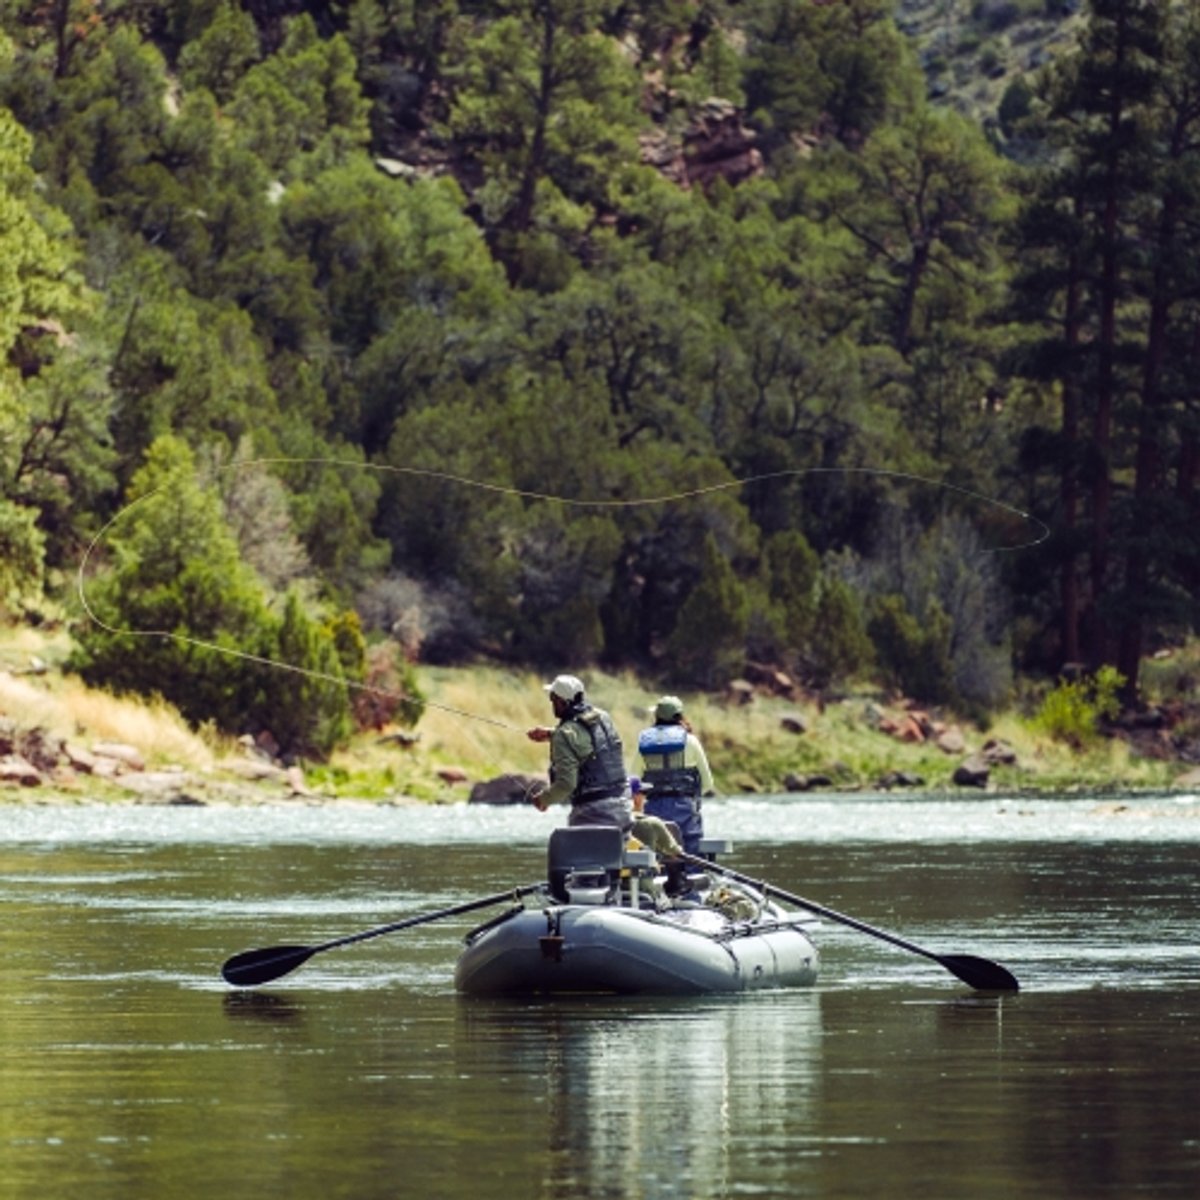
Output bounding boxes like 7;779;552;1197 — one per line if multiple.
654;695;683;721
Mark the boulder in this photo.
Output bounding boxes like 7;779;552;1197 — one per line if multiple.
116;770;193;797
782;772;832;792
876;770;926;790
953;756;991;788
745;662;797;696
17;727;63;772
982;738;1018;766
683;99;764;189
638;129;687;186
468;772;545;806
935;727;966;755
62;741;99;773
228;758;285;781
0;754;41;786
91;741;145;772
285;765;314;796
254;729;281;760
908;709;935;738
640;99;764;191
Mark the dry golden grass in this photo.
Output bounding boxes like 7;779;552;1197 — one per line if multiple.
394;665;806;785
415;666;548;774
3;623;1186;799
57;679;221;768
1;663;221;770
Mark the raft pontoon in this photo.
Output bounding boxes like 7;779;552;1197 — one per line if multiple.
454;826;820;996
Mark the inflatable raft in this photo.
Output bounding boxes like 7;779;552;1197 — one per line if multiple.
454;826;820;996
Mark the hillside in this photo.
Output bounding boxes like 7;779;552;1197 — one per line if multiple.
4;1;1200;774
898;0;1083;131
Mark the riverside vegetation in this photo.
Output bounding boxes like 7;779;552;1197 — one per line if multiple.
3;624;1197;806
5;3;1200;785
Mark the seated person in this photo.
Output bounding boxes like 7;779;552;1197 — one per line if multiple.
628;776;682;858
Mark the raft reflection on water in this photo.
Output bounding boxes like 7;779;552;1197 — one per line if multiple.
456;993;824;1194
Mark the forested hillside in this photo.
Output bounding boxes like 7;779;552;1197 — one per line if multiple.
1;0;1197;758
900;0;1084;132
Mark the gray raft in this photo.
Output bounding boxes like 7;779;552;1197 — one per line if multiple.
454;826;820;996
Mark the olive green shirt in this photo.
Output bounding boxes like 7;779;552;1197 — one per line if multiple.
539;716;602;809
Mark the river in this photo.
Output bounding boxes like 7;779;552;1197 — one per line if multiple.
2;792;1198;1199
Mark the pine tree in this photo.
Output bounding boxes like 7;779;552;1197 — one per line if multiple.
1012;0;1200;699
665;533;749;687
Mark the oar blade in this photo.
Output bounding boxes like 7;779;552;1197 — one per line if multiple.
222;944;316;988
937;953;1020;992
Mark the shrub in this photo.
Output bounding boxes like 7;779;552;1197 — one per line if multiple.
70;435;357;758
665;533;749;688
868;592;958;705
260;591;354;759
837;512;1012;712
765;529;820;649
972;0;1021;31
352;640;425;731
808;576;874;687
998;77;1033;137
0;498;45;616
1034;665;1125;747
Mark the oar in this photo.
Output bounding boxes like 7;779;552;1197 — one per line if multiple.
221;883;545;987
683;853;1018;991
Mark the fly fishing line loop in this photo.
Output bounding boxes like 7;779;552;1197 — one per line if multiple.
76;459;1050;731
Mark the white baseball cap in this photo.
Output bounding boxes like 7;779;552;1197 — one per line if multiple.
544;674;585;702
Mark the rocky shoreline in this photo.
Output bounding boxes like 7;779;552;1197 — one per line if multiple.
0;717;332;806
7;659;1200;805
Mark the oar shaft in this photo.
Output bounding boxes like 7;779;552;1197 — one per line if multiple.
317;884;544;954
683;853;1017;991
222;883;545;987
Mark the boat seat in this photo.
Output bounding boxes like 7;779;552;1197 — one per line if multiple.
547;825;625;903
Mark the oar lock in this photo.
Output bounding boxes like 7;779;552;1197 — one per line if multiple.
540;908;565;961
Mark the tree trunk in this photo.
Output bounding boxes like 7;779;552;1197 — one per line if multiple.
1117;111;1190;703
1087;11;1131;672
509;4;557;238
1060;226;1083;667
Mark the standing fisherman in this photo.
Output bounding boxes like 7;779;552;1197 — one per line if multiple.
527;675;633;832
637;695;714;855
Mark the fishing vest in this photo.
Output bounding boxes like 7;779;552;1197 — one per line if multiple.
638;724;702;799
561;707;627;805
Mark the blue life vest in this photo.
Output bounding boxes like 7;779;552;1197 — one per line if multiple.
638;724;701;799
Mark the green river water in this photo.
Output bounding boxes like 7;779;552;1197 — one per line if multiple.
1;795;1197;1199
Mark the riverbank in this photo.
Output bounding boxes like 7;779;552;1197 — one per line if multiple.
3;626;1198;805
